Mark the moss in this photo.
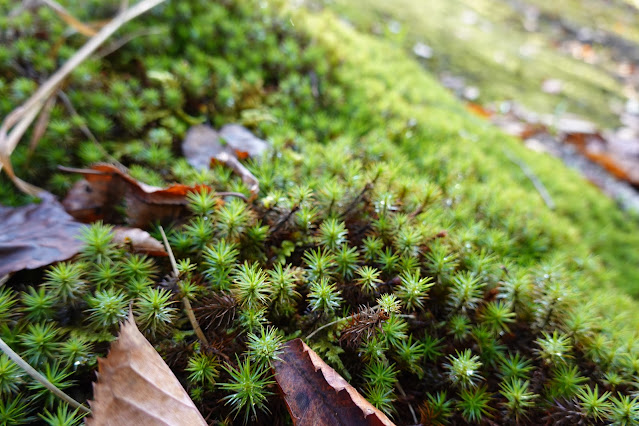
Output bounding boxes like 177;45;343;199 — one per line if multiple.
1;0;639;423
327;0;629;127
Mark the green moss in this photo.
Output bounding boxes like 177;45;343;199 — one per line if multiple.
1;0;639;423
328;0;629;127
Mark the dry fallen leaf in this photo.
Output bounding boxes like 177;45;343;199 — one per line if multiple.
112;227;167;257
87;312;207;426
273;338;395;426
0;192;84;276
182;124;261;199
0;192;171;276
465;102;492;119
219;123;269;159
61;164;211;227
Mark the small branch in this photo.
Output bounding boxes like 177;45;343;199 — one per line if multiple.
159;226;209;347
96;27;167;58
214;151;259;201
216;191;248;201
305;316;350;341
341;182;373;219
503;149;556;210
269;205;300;236
0;337;91;414
40;0;98;36
395;381;418;425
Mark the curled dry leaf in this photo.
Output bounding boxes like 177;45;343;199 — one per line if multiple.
219;123;269;158
61;164;210;227
112;226;167;257
87;312;207;426
182;124;263;199
0;192;84;276
273;338;395;426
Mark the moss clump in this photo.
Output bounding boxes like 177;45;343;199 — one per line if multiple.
2;0;639;424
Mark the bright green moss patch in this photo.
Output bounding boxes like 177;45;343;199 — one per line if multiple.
2;0;639;424
293;6;639;300
327;0;630;127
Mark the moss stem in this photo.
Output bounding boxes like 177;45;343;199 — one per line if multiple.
159;226;210;347
0;337;91;414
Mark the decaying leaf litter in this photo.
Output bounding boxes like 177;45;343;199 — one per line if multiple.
3;0;639;424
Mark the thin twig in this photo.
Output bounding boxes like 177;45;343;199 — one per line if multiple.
159;226;209;347
27;93;57;157
503;148;556;210
0;337;91;414
216;191;248;201
40;0;98;36
341;182;373;219
0;0;168;194
269;205;300;236
214;151;259;200
96;27;167;58
395;381;418;425
305;316;350;341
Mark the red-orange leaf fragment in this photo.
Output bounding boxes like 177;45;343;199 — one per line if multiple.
273;338;395;426
87;313;206;426
61;164;211;227
0;192;84;276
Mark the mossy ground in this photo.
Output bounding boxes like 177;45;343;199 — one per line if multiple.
326;0;636;127
1;0;639;424
319;0;639;297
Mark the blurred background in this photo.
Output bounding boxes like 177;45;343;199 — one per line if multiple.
321;0;639;211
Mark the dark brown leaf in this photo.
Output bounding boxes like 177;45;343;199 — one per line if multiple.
273;338;395;426
61;164;211;227
87;312;207;426
0;192;84;276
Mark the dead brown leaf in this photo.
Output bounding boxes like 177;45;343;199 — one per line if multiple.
61;164;211;227
87;312;207;426
0;191;172;276
273;338;395;426
112;227;167;257
465;102;492;119
0;192;84;276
